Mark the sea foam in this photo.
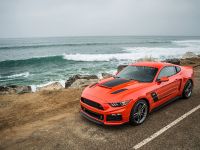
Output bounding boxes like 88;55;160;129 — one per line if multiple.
0;72;30;79
62;46;200;62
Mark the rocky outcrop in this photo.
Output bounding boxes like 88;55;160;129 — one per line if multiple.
37;82;63;91
164;58;181;65
0;85;32;94
16;86;32;94
69;79;98;88
0;86;11;94
136;56;156;62
65;74;98;88
182;52;198;59
117;65;128;72
101;73;113;79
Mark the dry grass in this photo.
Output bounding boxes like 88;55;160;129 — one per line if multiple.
0;88;82;131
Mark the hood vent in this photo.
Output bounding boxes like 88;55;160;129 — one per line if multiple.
100;78;129;88
111;88;128;94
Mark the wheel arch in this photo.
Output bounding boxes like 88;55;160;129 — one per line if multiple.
129;97;150;125
141;98;150;113
182;78;193;98
183;78;194;89
188;78;194;85
133;97;151;113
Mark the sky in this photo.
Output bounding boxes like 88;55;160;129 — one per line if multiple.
0;0;200;38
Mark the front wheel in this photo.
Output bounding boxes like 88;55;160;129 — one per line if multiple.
182;80;193;99
129;100;148;125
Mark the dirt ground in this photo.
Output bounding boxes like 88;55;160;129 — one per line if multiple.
0;60;200;150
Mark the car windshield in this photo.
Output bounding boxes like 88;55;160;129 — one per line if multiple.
116;66;158;82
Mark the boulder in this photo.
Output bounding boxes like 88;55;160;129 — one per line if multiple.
37;82;63;91
0;85;32;94
15;86;32;94
164;58;181;65
117;65;128;73
65;74;98;88
182;52;198;59
101;73;113;79
0;86;9;94
0;86;9;92
69;79;99;88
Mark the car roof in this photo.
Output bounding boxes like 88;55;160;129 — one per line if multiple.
130;61;174;69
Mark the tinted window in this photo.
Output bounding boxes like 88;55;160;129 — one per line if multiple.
157;66;176;79
116;66;158;82
175;66;181;73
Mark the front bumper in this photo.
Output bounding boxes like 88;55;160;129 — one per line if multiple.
80;100;131;125
81;110;104;125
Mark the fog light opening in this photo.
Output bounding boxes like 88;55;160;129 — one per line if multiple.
106;114;122;121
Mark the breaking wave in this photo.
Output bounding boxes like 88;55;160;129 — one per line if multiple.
173;40;200;47
62;46;200;62
0;72;30;79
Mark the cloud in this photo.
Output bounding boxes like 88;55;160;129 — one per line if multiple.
0;0;200;37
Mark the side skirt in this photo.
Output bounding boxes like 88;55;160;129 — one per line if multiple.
150;96;182;113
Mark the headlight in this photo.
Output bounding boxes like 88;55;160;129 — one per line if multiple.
109;100;131;107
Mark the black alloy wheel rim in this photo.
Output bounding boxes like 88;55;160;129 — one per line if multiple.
133;102;148;124
185;81;193;97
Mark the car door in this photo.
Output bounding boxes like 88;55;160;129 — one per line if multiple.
152;66;181;107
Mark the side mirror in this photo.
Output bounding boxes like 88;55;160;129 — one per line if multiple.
157;76;169;83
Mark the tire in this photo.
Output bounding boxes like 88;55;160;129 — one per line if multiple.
129;99;148;125
182;80;193;99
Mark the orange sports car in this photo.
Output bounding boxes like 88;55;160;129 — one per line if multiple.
80;61;194;125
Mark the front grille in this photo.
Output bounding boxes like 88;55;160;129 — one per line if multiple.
81;97;104;110
81;106;104;120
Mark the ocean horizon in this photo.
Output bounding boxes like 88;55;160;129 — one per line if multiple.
0;36;200;88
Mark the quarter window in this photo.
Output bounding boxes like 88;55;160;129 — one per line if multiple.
157;66;177;79
175;66;181;73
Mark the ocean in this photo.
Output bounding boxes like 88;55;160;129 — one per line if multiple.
0;36;200;88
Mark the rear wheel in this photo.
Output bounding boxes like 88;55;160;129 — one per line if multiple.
182;80;193;99
129;100;148;125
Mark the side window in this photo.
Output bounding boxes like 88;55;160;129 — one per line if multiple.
157;66;177;79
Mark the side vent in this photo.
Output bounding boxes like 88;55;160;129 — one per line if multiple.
111;89;128;94
151;92;159;102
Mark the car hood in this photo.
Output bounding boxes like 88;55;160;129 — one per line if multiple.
82;77;152;103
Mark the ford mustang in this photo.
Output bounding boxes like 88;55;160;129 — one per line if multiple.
80;62;194;125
